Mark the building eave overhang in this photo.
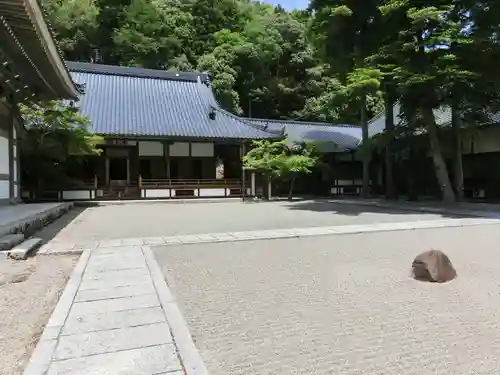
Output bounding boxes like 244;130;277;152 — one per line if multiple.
0;0;80;101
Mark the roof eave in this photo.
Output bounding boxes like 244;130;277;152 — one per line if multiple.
24;0;79;99
93;132;281;142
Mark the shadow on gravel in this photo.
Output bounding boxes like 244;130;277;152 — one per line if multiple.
281;199;476;219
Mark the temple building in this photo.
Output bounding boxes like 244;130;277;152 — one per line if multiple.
0;0;80;204
369;104;500;200
55;62;363;200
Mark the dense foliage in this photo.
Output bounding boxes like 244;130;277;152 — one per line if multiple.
42;0;382;122
310;0;500;201
19;102;101;198
243;139;321;199
42;0;500;202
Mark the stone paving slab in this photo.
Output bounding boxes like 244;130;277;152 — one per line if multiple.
83;261;147;274
74;284;156;302
23;247;208;375
46;344;182;375
39;216;500;254
82;267;150;280
78;274;153;291
54;323;174;360
62;306;166;335
69;294;160;315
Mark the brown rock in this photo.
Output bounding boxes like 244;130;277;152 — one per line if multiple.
412;250;457;283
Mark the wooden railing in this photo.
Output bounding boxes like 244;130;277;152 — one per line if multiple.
24;175;99;202
140;177;244;189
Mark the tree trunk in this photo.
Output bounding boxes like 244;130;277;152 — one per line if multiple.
287;177;295;201
451;97;464;201
422;107;455;202
361;93;370;198
384;89;397;199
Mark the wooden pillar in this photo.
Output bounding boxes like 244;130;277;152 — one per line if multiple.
166;142;171;179
15;120;20;201
251;172;256;197
7;101;15;203
188;141;192;179
126;158;130;184
240;142;246;200
105;157;110;185
162;141;167;179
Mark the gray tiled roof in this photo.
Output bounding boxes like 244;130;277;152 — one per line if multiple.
67;62;279;140
369;103;500;137
245;118;362;152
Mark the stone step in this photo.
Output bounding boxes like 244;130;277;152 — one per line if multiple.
0;233;25;251
6;238;44;260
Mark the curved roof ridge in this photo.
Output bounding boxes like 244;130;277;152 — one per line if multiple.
214;107;284;135
194;78;283;136
244;117;360;129
67;61;204;83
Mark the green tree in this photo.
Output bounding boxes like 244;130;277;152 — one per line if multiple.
19;101;101;199
43;0;371;124
197;30;245;113
243;139;321;200
184;0;249;59
43;0;100;61
371;0;500;202
310;0;383;197
113;0;194;69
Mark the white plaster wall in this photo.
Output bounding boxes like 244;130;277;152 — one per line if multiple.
369;104;402;137
337;180;355;186
473;126;500;154
0;180;9;199
62;190;91;200
169;142;189;157
191;143;214;157
0;136;9;174
198;188;225;197
138;141;164;157
143;189;171;198
106;148;129;158
331;187;361;195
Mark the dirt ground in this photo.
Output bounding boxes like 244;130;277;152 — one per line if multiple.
0;254;79;375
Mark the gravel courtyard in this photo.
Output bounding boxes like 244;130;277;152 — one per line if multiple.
153;224;500;375
0;255;79;375
43;200;465;241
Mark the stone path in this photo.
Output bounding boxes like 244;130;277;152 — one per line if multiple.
39;216;500;254
23;246;208;375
